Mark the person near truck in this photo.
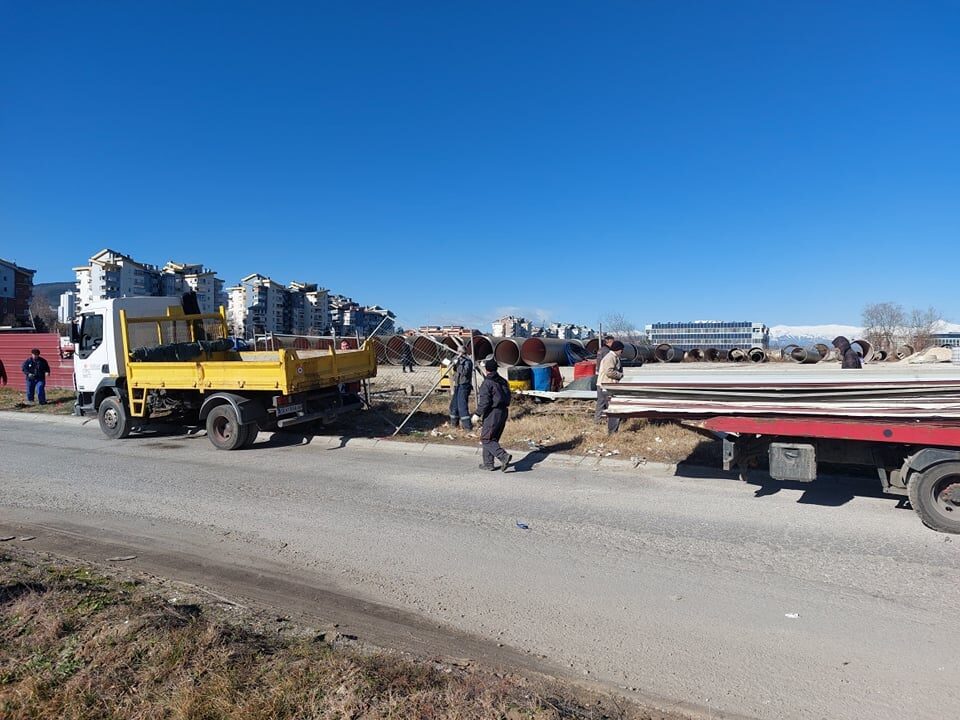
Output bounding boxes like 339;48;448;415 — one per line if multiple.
597;340;625;434
400;342;415;372
471;359;512;472
832;336;862;369
448;353;475;430
594;335;615;424
21;348;51;405
0;358;7;386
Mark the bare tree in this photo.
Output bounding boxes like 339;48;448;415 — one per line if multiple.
600;313;647;344
861;302;905;352
29;295;59;334
908;306;940;351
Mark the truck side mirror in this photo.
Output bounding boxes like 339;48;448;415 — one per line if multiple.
70;321;81;343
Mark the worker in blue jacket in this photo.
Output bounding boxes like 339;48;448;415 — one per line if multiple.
22;348;51;404
472;359;512;472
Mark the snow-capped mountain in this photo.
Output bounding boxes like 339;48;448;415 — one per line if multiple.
769;324;863;348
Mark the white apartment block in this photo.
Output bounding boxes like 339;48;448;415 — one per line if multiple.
492;316;533;338
226;274;288;337
73;249;225;313
58;291;77;323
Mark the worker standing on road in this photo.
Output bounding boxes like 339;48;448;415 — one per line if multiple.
0;358;7;386
594;335;615;424
597;340;625;434
832;336;862;369
472;359;512;472
21;348;51;405
448;353;475;430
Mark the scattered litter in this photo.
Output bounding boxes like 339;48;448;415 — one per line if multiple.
784;612;800;619
19;536;36;541
0;536;15;542
630;455;646;468
516;521;530;530
106;555;138;562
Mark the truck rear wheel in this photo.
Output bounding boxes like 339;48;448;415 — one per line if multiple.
98;397;131;440
240;424;258;449
908;461;960;534
206;405;246;451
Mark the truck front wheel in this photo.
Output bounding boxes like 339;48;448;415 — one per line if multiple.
98;397;132;440
206;405;246;451
908;461;960;534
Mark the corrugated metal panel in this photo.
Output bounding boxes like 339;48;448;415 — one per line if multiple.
0;333;74;391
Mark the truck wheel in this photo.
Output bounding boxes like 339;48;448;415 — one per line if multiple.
908;462;960;534
98;397;132;440
240;424;258;449
206;405;245;451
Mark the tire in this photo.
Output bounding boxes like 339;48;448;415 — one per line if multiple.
908;462;960;534
98;396;131;440
206;405;246;451
239;423;258;449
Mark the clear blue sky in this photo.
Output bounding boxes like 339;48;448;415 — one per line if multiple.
2;1;958;330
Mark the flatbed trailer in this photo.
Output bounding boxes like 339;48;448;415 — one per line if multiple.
696;414;960;533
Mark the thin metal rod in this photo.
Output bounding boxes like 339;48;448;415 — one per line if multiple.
392;371;447;436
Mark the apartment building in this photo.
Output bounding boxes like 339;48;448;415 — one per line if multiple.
73;249;225;313
286;281;330;336
0;258;35;325
58;291;77;324
492;316;534;338
226;274;287;337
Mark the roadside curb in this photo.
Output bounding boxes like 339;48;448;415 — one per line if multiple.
0;410;680;476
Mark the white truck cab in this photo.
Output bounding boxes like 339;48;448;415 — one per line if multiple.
73;297;181;411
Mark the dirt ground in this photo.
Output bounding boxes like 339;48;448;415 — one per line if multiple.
0;546;671;720
0;386;75;414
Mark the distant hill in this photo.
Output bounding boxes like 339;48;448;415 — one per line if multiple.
769;324;863;348
33;281;75;308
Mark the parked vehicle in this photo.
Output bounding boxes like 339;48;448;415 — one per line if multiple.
710;415;960;533
73;296;377;449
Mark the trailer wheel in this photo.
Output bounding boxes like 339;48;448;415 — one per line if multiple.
239;424;258;449
98;397;131;440
206;405;245;451
908;462;960;534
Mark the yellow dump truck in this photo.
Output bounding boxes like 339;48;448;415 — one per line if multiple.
72;297;377;450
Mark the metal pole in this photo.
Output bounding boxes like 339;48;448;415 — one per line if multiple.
392;371;447;436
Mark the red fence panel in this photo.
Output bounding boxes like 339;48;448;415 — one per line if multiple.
0;333;74;391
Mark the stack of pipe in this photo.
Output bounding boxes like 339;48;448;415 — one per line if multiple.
494;337;525;366
747;347;768;364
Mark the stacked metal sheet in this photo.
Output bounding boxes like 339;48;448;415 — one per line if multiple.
606;368;960;420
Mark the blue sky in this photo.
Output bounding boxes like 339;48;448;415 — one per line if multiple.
2;1;958;330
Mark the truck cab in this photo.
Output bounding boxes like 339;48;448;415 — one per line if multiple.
73;297;185;415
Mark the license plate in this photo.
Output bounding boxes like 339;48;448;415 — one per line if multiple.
276;403;303;416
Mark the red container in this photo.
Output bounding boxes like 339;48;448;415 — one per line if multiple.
573;360;596;379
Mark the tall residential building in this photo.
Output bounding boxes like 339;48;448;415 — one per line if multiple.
645;320;769;350
492;316;534;338
226;274;288;337
286;282;330;336
73;249;225;313
58;291;77;323
0;258;35;325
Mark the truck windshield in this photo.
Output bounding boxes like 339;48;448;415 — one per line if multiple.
78;314;104;358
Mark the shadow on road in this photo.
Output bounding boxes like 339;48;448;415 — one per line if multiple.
509;439;581;473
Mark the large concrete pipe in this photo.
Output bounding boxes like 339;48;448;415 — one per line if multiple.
815;343;830;360
635;345;655;364
851;339;873;361
619;342;639;362
654;343;684;363
686;347;704;362
790;346;822;364
467;335;494;360
494;337;525;366
896;344;914;360
729;348;747;362
385;335;409;364
369;336;389;363
411;334;441;365
585;338;600;354
747;347;768;363
705;347;721;362
780;344;800;361
873;349;888;362
521;337;572;365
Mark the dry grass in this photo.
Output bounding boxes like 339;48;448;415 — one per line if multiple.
0;550;657;720
0;387;75;414
341;392;719;466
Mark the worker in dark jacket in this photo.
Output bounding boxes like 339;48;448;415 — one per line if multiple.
472;359;512;471
0;358;7;386
21;348;51;404
447;353;475;430
832;336;862;369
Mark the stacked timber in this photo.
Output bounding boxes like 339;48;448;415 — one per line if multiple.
606;368;960;420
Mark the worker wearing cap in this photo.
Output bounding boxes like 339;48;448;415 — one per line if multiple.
597;340;624;434
594;335;615;424
471;359;512;471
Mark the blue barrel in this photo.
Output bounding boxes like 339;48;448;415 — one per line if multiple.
531;365;554;392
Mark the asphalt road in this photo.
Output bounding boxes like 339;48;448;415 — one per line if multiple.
2;413;957;720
